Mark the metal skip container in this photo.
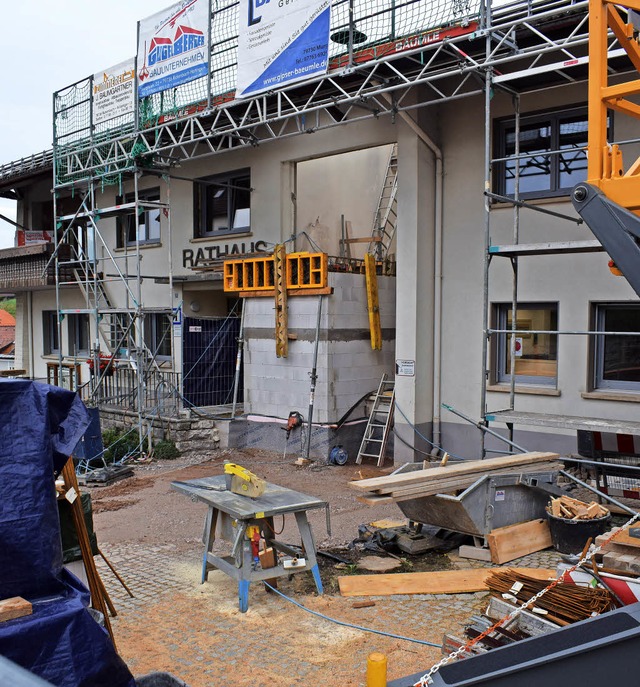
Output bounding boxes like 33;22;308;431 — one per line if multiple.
395;469;560;540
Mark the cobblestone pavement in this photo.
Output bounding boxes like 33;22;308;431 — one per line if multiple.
96;543;563;687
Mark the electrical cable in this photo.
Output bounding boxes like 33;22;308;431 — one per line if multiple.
262;582;441;648
394;401;468;462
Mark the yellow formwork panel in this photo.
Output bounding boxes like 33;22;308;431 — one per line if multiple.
224;252;327;292
224;256;275;291
286;252;328;289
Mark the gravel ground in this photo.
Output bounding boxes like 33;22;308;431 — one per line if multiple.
87;449;563;686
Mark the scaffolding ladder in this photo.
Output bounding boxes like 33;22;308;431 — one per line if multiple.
356;374;395;466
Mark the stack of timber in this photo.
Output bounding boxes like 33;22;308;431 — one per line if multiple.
547;495;609;520
349;452;562;505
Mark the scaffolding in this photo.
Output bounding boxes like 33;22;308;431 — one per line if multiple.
479;0;640;457
46;0;640;447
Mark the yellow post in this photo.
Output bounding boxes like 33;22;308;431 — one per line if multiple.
367;652;387;687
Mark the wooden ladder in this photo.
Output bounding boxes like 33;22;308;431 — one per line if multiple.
356;374;395;466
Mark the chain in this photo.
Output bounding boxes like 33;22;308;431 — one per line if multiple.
415;508;640;686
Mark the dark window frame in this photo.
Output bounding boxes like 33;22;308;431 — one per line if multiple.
67;313;90;356
144;312;172;360
43;311;60;355
116;187;162;248
494;106;596;200
493;302;559;387
592;303;640;392
193;169;251;238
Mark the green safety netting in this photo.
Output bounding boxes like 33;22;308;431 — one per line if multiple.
53;0;481;185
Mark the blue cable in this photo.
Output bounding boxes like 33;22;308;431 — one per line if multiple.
263;582;441;648
394;401;468;462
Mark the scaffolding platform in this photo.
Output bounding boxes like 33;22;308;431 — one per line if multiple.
486;410;640;436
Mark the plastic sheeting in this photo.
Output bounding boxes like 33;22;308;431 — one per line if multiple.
0;380;135;687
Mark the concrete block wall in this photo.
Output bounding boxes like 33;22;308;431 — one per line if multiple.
243;271;396;423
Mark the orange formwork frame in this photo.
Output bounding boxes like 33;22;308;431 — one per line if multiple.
588;0;640;211
223;252;328;293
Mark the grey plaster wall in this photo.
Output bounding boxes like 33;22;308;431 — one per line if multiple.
243;271;396;423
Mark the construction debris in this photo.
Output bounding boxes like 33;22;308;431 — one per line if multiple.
596;527;640;575
485;569;615;625
349;452;562;505
547;495;609;520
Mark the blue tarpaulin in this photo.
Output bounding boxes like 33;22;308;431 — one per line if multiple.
0;380;135;687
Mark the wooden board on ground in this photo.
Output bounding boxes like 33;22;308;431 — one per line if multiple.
338;567;555;597
487;519;553;564
0;596;32;622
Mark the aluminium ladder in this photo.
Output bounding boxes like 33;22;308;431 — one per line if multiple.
356;374;395;466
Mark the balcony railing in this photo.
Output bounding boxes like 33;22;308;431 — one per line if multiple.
90;366;182;417
0;243;72;291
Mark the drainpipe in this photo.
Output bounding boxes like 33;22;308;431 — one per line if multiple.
392;109;444;456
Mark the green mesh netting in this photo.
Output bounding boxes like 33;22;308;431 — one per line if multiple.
54;0;481;184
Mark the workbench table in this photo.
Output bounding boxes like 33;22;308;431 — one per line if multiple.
171;475;329;612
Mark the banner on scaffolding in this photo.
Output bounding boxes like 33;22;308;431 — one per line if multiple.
236;0;331;98
92;59;136;127
137;0;210;99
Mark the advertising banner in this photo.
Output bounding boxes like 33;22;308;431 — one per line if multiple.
137;0;210;99
92;59;135;127
236;0;330;98
17;230;52;246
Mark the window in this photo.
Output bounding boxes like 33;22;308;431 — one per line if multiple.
43;311;59;355
144;313;172;358
495;107;593;199
194;170;251;237
68;314;90;356
109;312;133;355
116;188;162;247
494;303;558;385
593;304;640;391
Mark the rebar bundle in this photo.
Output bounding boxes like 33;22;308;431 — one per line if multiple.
486;570;615;626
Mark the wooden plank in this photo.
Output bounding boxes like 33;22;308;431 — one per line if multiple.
338;568;555;597
355;462;561;503
0;597;32;622
348;452;560;492
487;519;553;564
238;286;333;298
385;462;561;498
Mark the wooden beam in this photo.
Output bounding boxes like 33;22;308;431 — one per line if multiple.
238;286;333;298
338;568;556;596
274;244;288;358
487;519;553;564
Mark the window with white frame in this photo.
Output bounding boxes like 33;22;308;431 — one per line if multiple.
494;107;593;199
67;313;90;356
144;313;172;359
116;188;162;247
193;170;251;238
494;303;558;385
593;304;640;391
43;311;59;355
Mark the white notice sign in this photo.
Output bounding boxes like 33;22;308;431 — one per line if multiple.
396;359;415;376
